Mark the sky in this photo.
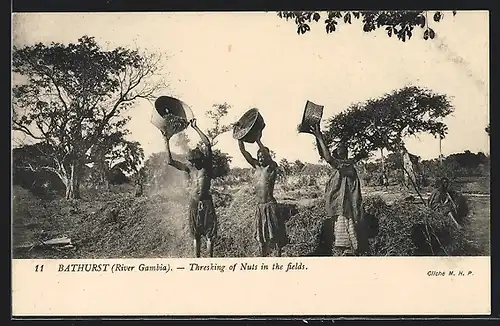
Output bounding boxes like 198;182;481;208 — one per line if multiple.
12;11;490;168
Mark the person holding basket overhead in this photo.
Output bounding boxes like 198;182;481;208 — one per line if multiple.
234;108;288;257
152;96;218;258
298;100;368;256
309;123;369;256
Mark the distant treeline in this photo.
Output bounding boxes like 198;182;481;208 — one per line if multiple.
12;141;489;199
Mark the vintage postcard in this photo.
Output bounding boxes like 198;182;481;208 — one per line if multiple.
11;10;490;317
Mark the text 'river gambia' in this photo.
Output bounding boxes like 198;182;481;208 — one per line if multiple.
55;261;307;274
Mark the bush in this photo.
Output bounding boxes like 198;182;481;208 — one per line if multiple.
281;174;319;192
211;187;233;208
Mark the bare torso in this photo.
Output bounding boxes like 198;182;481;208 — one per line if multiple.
254;163;277;204
186;166;212;201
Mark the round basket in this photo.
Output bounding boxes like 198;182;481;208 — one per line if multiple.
232;108;266;143
150;96;194;135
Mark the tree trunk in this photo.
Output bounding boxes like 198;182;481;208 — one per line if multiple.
438;137;443;165
134;183;143;197
101;162;110;190
64;163;81;200
380;147;386;185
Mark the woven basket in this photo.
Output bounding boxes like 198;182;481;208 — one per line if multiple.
232;108;266;143
150;96;194;135
298;100;324;134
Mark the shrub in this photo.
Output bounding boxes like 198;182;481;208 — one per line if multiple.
211;187;233;208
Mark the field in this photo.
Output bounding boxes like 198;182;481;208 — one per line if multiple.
12;174;490;259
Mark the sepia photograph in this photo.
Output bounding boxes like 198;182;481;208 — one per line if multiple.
12;11;490;262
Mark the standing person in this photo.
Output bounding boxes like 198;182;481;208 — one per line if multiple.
159;118;217;258
238;138;288;257
309;124;368;256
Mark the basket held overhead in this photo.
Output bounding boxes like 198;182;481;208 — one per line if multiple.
150;96;194;136
232;108;266;143
298;100;324;134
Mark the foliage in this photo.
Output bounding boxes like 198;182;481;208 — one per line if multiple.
12;143;66;198
226;167;253;185
12;35;163;199
419;151;490;185
300;163;331;178
107;166;131;185
357;150;489;188
277;10;456;41
204;102;233;146
323;85;454;159
141;148;232;188
278;158;293;175
189;102;234;179
211;148;232;179
444;150;489;171
84;139;144;188
278;158;310;176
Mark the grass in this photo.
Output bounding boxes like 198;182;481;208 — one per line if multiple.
466;197;490;255
11;175;490;259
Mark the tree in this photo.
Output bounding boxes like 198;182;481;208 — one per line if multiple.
85;137;144;189
12;35;164;199
293;159;305;174
196;102;234;179
279;158;293;175
277;10;456;42
211;149;232;179
12;143;66;196
141;151;187;190
204;103;233;146
444;150;489;171
323;86;454;163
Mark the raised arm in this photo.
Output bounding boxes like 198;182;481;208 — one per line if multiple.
191;119;212;158
238;140;258;168
310;125;338;168
162;132;190;173
256;139;277;169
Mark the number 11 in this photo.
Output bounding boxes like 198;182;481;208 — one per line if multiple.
35;264;44;272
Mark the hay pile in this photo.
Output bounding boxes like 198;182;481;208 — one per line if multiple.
72;189;193;258
280;194;477;257
14;180;479;258
283;199;327;256
214;185;260;257
365;195;477;256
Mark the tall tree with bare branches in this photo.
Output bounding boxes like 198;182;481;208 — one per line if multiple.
12;35;165;199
